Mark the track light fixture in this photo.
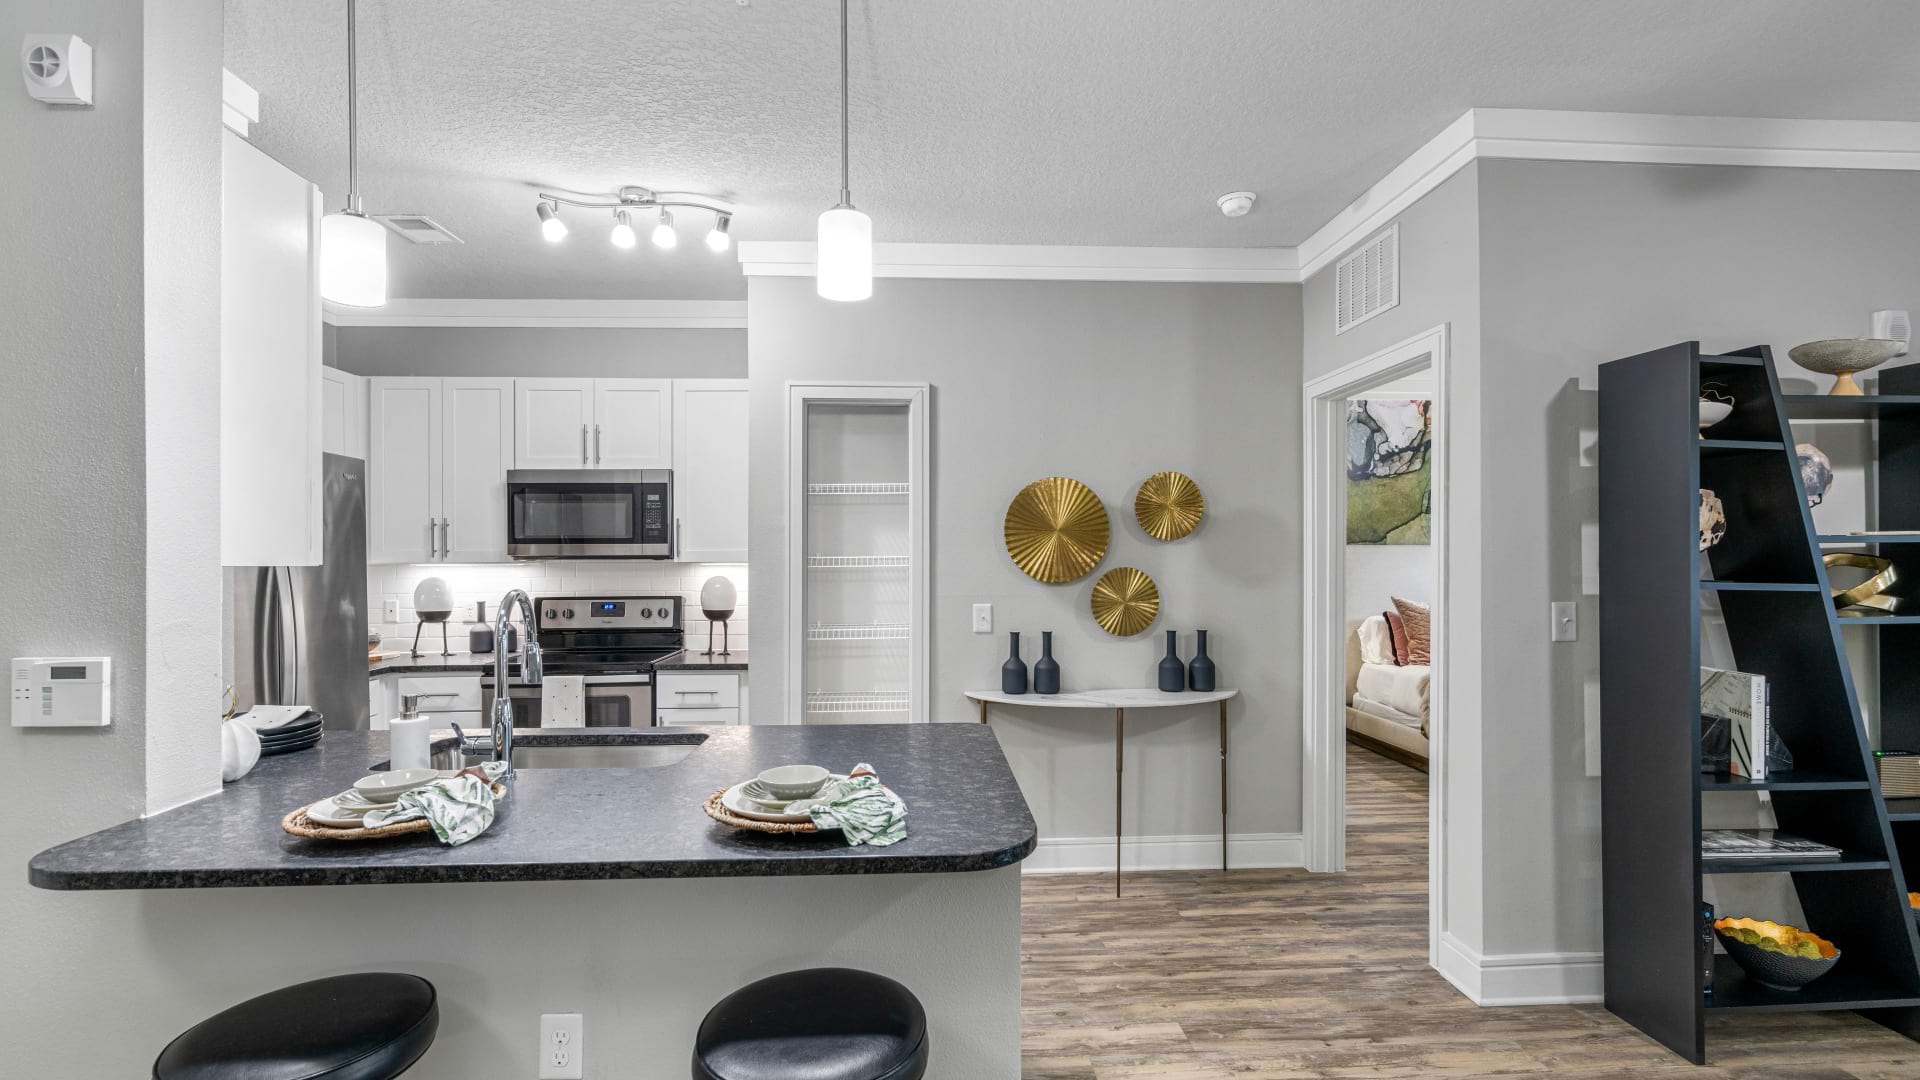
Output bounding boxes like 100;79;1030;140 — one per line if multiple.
536;200;567;242
532;185;734;255
651;208;678;250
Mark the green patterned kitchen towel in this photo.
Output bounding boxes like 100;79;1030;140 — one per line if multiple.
363;761;509;846
805;763;907;847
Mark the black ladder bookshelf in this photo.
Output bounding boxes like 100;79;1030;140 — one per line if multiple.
1599;342;1920;1063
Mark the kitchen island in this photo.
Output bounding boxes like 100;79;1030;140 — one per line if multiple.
30;725;1033;1078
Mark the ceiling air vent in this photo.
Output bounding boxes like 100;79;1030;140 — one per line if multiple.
372;213;464;245
1335;223;1399;335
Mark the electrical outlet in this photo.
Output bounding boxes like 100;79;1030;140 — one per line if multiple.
539;1013;583;1079
382;599;399;622
1551;601;1578;643
972;603;992;633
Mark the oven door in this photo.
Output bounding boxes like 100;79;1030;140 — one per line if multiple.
507;469;673;559
482;675;656;729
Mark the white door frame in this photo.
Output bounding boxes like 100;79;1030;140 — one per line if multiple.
1301;324;1451;970
784;381;932;725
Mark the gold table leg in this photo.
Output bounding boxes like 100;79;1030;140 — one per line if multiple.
978;699;988;724
1220;699;1229;874
1115;707;1125;898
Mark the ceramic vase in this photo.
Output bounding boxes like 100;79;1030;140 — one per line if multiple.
1002;631;1028;695
1034;631;1061;695
1188;629;1216;691
1158;630;1186;692
220;719;261;783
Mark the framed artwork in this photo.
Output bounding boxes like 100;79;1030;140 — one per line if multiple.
1346;399;1430;544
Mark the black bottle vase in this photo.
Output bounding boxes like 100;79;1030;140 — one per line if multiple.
1002;631;1029;695
1158;630;1186;692
1188;629;1216;691
1034;631;1061;695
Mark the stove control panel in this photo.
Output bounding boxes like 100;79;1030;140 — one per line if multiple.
537;596;680;630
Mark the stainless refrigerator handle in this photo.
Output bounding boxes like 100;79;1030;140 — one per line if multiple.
594;424;601;464
581;424;588;466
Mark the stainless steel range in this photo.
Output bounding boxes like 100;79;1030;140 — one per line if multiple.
479;595;685;728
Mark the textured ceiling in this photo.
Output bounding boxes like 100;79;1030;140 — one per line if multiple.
225;0;1920;301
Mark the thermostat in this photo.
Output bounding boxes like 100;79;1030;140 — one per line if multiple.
11;657;111;727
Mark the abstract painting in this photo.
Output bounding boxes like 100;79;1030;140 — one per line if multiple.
1347;399;1431;544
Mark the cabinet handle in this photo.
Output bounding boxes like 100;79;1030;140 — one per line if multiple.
428;516;438;559
440;519;451;559
594;424;602;465
674;517;681;560
581;424;588;466
675;690;720;696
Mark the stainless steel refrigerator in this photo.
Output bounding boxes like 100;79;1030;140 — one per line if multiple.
233;453;370;729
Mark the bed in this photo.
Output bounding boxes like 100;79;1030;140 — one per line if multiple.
1345;614;1430;770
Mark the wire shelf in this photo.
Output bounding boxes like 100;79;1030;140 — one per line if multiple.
806;554;911;569
806;690;911;714
807;482;911;496
806;623;912;641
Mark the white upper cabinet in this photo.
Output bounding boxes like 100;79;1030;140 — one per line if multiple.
221;130;323;566
594;379;674;468
515;378;595;469
320;366;367;458
441;378;515;562
367;378;443;564
673;380;749;562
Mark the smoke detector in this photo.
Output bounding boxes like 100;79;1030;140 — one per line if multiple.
1216;191;1256;218
21;34;92;106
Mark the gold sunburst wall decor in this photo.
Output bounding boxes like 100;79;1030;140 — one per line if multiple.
1090;566;1160;636
1005;477;1111;583
1135;470;1205;541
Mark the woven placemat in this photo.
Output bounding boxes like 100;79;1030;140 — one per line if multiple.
281;782;507;841
703;788;826;834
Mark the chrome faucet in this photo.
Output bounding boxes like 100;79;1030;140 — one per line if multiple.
490;589;544;774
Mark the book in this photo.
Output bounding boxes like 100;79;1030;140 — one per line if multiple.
1702;667;1768;780
1701;829;1841;862
1876;749;1920;798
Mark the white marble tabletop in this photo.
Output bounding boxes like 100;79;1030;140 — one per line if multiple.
964;687;1236;709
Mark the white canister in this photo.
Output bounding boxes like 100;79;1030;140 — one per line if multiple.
388;704;433;773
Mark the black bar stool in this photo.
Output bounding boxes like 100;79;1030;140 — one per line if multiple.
693;967;928;1080
153;972;438;1080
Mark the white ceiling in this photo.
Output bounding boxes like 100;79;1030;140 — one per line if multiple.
225;0;1920;301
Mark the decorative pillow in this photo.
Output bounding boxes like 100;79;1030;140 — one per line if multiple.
1382;610;1410;666
1356;615;1395;666
1392;596;1431;665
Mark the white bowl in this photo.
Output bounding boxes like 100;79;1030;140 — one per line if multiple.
352;768;441;804
1698;399;1733;430
757;764;831;800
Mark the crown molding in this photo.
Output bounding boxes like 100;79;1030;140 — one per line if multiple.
322;298;747;329
736;241;1300;283
1295;108;1920;279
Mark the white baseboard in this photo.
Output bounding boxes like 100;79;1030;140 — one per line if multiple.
1435;931;1604;1005
1022;832;1303;874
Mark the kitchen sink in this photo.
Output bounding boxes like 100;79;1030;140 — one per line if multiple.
430;731;706;771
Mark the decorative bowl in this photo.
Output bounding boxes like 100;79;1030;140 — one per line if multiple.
1698;399;1733;431
757;764;831;801
352;768;441;805
1788;338;1905;396
1713;917;1840;991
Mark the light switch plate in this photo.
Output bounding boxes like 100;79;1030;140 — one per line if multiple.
972;603;992;633
539;1013;583;1079
1551;601;1578;642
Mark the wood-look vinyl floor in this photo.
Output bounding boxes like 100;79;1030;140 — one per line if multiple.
1019;745;1920;1078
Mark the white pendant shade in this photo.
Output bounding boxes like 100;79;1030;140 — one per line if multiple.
319;212;387;308
816;206;872;302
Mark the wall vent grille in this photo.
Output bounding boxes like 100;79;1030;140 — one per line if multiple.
1335;223;1399;334
372;213;465;245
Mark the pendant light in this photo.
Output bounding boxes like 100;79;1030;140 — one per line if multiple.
319;0;387;308
816;0;871;301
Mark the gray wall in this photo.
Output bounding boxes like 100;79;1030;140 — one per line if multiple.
1475;159;1920;959
1302;164;1489;950
749;277;1303;842
330;325;747;378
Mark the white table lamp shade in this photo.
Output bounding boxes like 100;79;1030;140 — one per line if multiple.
701;576;738;619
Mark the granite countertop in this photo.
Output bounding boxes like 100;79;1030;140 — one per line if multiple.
29;724;1034;891
654;650;748;671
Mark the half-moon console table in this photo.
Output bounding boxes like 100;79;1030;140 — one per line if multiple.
964;687;1237;896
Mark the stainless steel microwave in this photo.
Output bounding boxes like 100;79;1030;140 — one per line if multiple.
506;469;673;559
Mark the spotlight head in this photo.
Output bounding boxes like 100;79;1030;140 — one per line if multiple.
651;208;679;250
537;201;567;242
610;209;637;249
705;213;732;253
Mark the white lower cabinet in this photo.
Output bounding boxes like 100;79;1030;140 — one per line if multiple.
656;672;745;725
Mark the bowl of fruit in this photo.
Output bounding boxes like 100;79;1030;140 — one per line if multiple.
1713;917;1839;991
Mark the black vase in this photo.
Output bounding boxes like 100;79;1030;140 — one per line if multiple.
1158;630;1186;692
1034;631;1061;695
1002;631;1028;695
1188;629;1216;692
